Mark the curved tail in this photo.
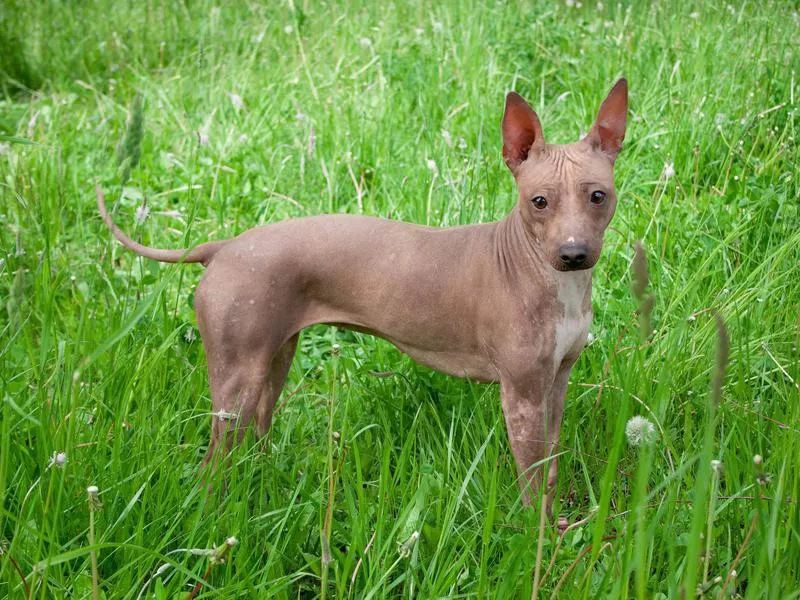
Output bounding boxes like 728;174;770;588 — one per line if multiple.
96;185;226;266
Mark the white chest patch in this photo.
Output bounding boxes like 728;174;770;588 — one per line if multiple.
553;271;592;366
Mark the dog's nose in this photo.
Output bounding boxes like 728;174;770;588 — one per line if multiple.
558;243;589;269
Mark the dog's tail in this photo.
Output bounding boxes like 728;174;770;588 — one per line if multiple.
96;185;226;266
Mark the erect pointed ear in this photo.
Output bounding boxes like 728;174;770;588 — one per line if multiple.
585;78;628;160
502;92;545;173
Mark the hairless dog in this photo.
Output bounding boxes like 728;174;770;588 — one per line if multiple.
97;79;627;518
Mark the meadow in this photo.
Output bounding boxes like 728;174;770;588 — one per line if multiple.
1;0;799;598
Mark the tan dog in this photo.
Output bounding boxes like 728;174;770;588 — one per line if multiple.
97;79;627;516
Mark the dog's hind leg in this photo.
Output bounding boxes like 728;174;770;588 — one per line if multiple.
202;352;272;470
194;278;289;470
255;333;299;437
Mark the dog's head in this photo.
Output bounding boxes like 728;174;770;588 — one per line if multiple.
502;79;627;272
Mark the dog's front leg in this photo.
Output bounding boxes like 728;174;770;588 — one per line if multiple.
544;362;574;520
500;375;553;509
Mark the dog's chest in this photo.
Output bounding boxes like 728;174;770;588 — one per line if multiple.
552;272;592;365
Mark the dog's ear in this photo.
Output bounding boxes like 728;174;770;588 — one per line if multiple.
502;92;545;172
585;78;628;160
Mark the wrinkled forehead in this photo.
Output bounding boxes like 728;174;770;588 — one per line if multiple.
515;142;615;194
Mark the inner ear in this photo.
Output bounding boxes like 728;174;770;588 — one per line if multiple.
585;78;628;160
502;92;545;172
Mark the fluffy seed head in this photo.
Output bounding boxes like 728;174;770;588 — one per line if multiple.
625;416;657;447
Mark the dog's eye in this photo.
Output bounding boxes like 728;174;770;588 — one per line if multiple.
531;196;548;209
590;190;606;204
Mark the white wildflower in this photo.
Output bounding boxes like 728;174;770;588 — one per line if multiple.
586;331;595;345
625;415;657;447
225;536;238;547
597;1;604;9
457;137;467;150
414;27;425;36
753;454;763;465
238;134;249;144
87;485;99;496
134;204;150;224
711;459;723;474
359;37;372;47
47;451;68;469
283;25;294;34
227;92;245;111
662;161;675;180
426;159;439;176
441;129;453;146
689;11;700;19
184;327;197;343
565;0;575;6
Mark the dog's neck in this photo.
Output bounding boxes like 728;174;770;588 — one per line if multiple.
493;205;593;299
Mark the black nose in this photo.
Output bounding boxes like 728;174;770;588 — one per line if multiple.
558;243;589;269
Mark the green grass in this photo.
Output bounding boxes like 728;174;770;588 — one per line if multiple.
1;0;799;598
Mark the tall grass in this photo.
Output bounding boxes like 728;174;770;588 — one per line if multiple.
1;0;798;598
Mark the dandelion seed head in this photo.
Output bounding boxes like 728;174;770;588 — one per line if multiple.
753;454;763;465
227;92;245;111
662;161;675;180
283;25;293;34
711;459;723;474
427;159;439;175
134;204;150;224
625;415;657;447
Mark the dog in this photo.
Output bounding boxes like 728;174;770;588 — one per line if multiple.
97;79;627;517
